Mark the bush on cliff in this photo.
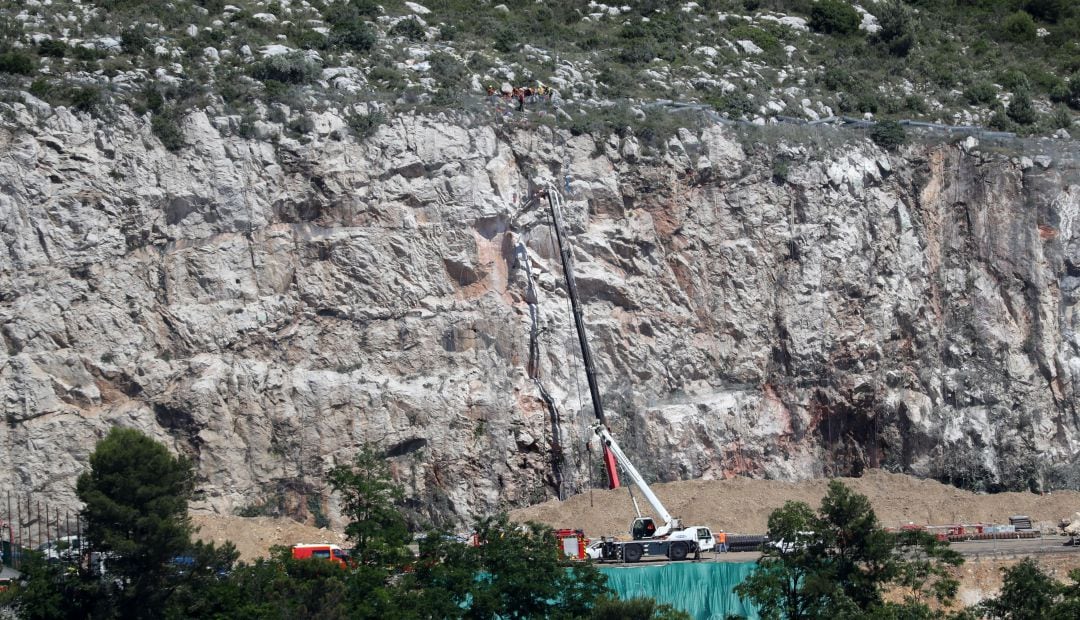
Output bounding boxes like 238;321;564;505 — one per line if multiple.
809;0;861;36
870;119;906;150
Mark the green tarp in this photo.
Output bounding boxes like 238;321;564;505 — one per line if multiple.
599;561;759;620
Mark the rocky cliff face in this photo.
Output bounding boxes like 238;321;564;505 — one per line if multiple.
2;100;1079;527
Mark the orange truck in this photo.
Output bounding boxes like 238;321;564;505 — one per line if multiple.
291;544;350;567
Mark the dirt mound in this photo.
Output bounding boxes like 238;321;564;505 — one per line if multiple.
191;514;347;562
509;470;1080;538
189;471;1080;562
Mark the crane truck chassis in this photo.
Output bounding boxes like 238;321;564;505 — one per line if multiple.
588;424;719;563
593;535;697;563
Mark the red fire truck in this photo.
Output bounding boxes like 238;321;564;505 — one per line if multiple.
291;544;350;567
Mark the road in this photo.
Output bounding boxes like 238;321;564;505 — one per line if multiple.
599;536;1080;566
948;536;1080;559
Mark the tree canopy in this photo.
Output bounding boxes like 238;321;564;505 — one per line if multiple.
12;426;237;619
327;444;412;567
978;558;1080;619
10;434;660;619
735;481;963;620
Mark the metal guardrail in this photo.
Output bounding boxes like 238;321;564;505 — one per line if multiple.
647;102;1019;139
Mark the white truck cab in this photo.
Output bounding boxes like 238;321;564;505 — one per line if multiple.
670;526;719;552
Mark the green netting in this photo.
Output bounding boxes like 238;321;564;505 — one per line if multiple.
599;561;759;620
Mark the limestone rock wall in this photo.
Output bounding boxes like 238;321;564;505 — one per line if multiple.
1;102;1078;526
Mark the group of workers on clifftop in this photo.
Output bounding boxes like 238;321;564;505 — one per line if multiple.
486;82;555;112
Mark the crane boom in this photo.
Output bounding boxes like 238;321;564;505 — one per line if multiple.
594;424;678;536
545;186;620;489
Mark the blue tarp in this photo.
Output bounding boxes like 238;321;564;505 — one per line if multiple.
599;562;759;620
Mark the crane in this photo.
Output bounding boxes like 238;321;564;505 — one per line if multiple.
541;185;720;562
543;185;620;490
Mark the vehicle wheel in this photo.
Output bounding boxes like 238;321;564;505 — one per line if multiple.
669;542;688;561
623;544;643;563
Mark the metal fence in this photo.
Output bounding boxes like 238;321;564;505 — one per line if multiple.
0;491;83;571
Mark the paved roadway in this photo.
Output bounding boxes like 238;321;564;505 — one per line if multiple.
602;537;1080;566
948;536;1080;559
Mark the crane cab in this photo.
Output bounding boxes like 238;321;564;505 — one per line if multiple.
631;517;658;540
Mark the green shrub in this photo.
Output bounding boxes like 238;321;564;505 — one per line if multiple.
429;52;468;90
1029;67;1064;93
69;85;103;114
29;80;106;114
28;77;49;99
1046;17;1080;53
121;26;149;54
220;73;258;107
438;24;457;41
729;25;781;54
810;0;861;36
858;93;879;114
988;109;1016;131
38;38;67;58
249;52;320;84
73;45;108;61
325;0;381;20
964;81;997;105
290;27;329;51
368;65;406;90
237;112;258;139
921;51;959;87
331;19;376;52
707;91;754;119
262;79;297;105
869;119;905;150
772;156;791;184
1006;90;1038;125
1001;11;1036;42
820;66;854;91
467;52;494;72
430;88;462;107
286;114;315;137
0;50;34;75
617;41;658;65
389;18;426;41
1068;71;1080;109
152;108;185;151
903;94;928;114
838;90;879;114
1047;106;1072;129
874;0;915;56
346;109;386;140
1025;0;1069;23
134;84;164;114
1049;79;1071;104
494;26;518;53
596;64;635;97
998;68;1031;92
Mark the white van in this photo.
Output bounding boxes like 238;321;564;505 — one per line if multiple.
37;535;84;562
